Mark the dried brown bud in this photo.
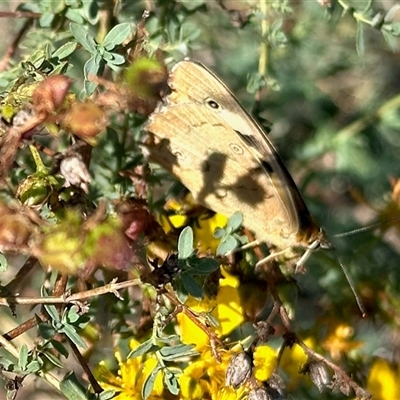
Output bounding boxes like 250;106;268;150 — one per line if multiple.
248;388;272;400
225;352;252;389
303;360;329;392
0;205;34;252
60;153;91;193
62;102;107;144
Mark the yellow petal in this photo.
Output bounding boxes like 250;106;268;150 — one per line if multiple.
213;267;244;335
253;345;278;381
367;358;400;400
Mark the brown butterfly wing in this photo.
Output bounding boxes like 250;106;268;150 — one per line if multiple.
145;60;323;249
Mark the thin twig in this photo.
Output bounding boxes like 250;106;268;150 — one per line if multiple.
0;11;41;18
163;290;224;361
0;319;62;392
0;18;33;72
0;278;140;307
296;338;372;399
3;312;47;341
68;339;103;393
3;256;38;294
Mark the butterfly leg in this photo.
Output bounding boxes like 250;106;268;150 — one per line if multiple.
294;240;320;273
255;248;293;268
225;239;260;256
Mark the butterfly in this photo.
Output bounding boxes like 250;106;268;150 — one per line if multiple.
144;59;330;268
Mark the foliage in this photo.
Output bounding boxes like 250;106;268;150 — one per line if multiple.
0;0;399;399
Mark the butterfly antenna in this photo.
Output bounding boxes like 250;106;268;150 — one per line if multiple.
335;215;400;238
336;254;366;317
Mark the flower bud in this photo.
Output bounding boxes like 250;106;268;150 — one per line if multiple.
225;352;252;389
60;153;91;193
32;75;72;115
124;58;168;101
62;102;107;144
248;388;272;400
304;361;329;392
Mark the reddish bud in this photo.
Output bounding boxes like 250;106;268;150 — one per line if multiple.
32;75;72;115
115;200;151;242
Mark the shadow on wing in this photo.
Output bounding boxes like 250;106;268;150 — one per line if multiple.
196;151;269;207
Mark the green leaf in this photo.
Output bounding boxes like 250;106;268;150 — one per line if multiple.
40;11;55;28
42;350;64;368
82;0;99;24
189;257;219;274
84;55;101;95
18;344;28;371
0;356;14;371
60;372;88;400
164;370;180;395
38;322;57;339
155;334;181;344
181;273;203;299
46;0;65;13
128;339;160;359
26;360;41;373
102;23;131;49
51;339;69;358
216;235;239;256
65;0;80;6
356;21;365;55
70;23;96;53
175;279;189;303
0;253;8;272
226;211;243;231
213;227;225;239
60;325;87;349
65;8;85;24
99;391;116;400
247;72;265;94
44;303;60;322
142;364;162;400
105;52;126;66
178;0;206;11
178;227;194;259
64;306;80;324
52;42;77;59
159;344;197;360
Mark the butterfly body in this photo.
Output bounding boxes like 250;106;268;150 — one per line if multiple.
145;59;327;258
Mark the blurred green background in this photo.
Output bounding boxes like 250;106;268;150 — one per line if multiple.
1;0;400;399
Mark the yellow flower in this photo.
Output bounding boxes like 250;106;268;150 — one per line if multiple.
253;345;278;382
322;323;362;361
97;339;164;399
179;348;246;400
180;363;209;399
213;267;244;336
159;198;189;233
157;196;228;254
213;386;247;400
177;267;244;351
193;213;228;253
177;295;215;351
367;358;400;400
280;338;314;389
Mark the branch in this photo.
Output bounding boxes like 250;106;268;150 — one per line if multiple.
0;278;140;307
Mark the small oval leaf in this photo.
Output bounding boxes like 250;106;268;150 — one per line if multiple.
178;227;194;259
102;23;131;48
